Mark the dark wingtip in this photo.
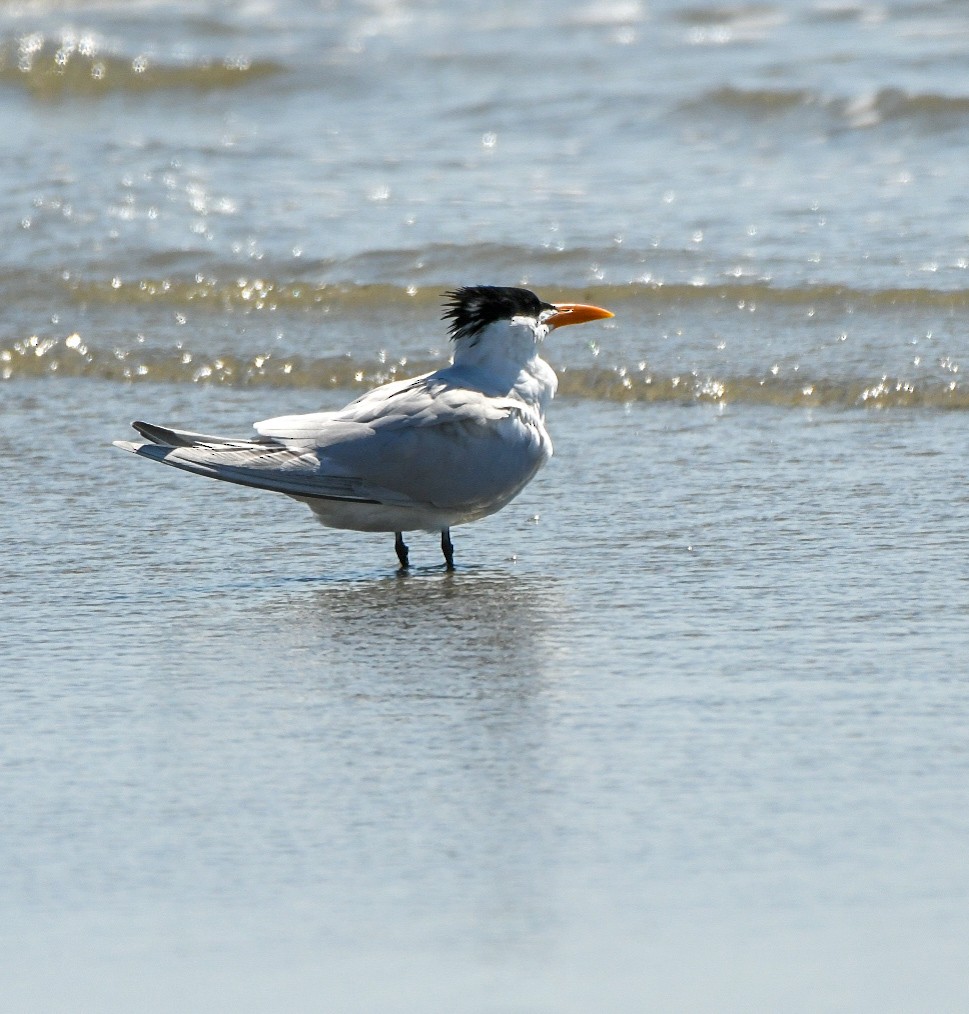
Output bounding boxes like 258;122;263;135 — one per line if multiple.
131;420;179;445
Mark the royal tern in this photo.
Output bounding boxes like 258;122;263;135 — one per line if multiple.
114;285;613;569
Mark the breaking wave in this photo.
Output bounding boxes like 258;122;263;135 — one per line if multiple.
0;34;281;98
45;273;969;314
688;85;969;130
3;330;965;411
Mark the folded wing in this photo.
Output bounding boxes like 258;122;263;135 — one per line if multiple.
115;373;550;514
114;423;414;505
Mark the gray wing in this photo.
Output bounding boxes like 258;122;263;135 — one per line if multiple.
116;371;550;512
114;421;417;505
254;374;550;512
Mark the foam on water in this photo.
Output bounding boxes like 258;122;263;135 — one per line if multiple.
2;273;965;408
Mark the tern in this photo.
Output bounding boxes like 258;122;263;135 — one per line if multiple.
114;285;613;569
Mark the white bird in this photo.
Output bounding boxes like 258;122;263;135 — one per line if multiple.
114;285;613;569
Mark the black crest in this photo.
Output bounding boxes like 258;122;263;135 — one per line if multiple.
442;285;554;342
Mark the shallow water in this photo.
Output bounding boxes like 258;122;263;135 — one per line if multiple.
3;0;969;1010
2;0;969;409
5;380;969;1010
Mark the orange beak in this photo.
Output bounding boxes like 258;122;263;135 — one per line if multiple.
546;302;614;329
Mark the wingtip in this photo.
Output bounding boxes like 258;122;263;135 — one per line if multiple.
130;419;156;440
113;439;141;453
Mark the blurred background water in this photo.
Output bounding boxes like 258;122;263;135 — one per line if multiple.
2;1;969;1010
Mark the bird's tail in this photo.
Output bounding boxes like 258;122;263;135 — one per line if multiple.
113;420;386;504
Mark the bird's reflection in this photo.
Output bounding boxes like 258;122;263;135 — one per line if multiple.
271;565;572;954
289;565;567;692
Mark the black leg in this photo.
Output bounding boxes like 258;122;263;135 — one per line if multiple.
394;531;409;569
441;528;454;571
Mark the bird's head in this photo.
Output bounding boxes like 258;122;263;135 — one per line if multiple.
442;285;613;347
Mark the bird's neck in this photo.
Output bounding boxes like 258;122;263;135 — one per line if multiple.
450;322;557;412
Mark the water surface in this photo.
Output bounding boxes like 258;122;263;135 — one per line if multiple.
3;1;969;1010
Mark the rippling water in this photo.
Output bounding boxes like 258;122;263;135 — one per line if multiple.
2;0;969;408
4;1;969;1010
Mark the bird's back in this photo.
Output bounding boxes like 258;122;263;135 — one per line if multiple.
257;366;553;519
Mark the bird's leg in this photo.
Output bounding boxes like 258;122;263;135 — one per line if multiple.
394;531;410;569
441;528;455;571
